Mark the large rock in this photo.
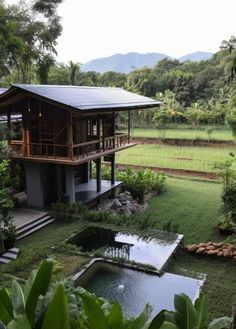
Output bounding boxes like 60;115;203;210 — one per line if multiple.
111;199;122;210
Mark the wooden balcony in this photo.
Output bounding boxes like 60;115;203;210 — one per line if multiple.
10;133;135;165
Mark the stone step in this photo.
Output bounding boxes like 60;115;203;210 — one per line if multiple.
0;257;11;264
8;247;20;254
2;252;18;260
17;215;51;236
16;218;55;240
16;213;49;232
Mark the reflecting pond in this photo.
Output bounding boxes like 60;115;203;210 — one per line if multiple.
68;227;183;270
75;260;203;318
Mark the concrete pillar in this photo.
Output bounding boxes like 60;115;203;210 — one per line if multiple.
24;162;44;208
96;158;102;192
65;166;75;204
111;153;115;185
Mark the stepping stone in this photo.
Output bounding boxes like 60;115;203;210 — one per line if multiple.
8;247;19;254
2;252;18;260
0;257;11;264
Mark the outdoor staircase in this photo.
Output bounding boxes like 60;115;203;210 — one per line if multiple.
16;213;55;240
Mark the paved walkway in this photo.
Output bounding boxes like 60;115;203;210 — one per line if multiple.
12;208;47;228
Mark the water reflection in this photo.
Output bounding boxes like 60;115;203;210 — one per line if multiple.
68;227;183;270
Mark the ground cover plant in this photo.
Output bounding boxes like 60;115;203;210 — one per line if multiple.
116;144;236;172
131;127;233;141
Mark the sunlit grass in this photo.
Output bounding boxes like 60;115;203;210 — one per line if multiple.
117;144;235;172
131;127;233;141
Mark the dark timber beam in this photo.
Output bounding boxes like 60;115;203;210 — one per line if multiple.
96;157;102;192
128;110;131;143
111;153;115;185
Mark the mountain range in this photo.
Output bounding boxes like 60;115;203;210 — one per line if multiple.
81;51;213;74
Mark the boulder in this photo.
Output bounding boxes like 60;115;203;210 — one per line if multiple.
206;245;216;251
223;249;232;257
217;251;223;256
213;242;223;247
187;244;199;253
196;247;205;254
207;250;218;255
111;199;122;210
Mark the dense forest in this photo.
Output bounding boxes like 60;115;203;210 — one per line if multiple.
1;0;236;129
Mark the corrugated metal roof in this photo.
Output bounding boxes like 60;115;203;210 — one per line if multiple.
5;84;160;111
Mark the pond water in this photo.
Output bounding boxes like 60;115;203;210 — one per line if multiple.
75;260;203;318
68;227;183;270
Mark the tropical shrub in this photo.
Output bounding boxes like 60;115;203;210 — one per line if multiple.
221;182;236;221
117;168;166;202
51;202;87;222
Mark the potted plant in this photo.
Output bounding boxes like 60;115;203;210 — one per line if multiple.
3;222;16;250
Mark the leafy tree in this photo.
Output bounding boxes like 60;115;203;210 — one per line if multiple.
185;102;204;129
0;0;63;83
153;109;170;139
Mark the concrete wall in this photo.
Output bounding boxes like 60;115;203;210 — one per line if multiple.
24;162;45;208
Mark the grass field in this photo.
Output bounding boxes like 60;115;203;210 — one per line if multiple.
116;144;235;172
132;127;233;141
144;177;236;321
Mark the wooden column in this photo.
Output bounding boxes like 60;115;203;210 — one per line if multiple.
96;158;102;192
97;117;101;151
102;118;105;151
7;110;11;144
111;153;115;185
128;110;131;143
67;112;73;159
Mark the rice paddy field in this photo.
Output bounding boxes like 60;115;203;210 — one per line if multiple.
116;144;235;172
131;127;233;141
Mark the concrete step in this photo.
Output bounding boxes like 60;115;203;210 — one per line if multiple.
3;252;18;260
16;218;55;240
0;257;11;264
16;215;51;235
16;213;49;231
8;247;20;254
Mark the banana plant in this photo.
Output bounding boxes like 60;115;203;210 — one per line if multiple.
0;259;54;328
148;294;232;329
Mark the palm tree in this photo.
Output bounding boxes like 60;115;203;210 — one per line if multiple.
67;60;81;85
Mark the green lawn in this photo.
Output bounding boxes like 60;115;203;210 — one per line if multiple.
132;127;233;141
145;177;236;321
1;177;235;321
117;144;235;172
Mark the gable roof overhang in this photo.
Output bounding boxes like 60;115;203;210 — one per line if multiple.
0;84;161;114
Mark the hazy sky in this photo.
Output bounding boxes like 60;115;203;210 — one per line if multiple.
5;0;236;63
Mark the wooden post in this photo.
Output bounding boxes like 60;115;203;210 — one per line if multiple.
96;158;102;192
67;112;73;160
111;153;115;185
97;117;101;152
7;110;11;145
128;110;131;143
102;118;105;151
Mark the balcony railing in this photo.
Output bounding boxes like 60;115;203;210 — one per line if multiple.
10;133;129;161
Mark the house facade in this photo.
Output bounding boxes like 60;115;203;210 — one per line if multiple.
0;84;159;208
